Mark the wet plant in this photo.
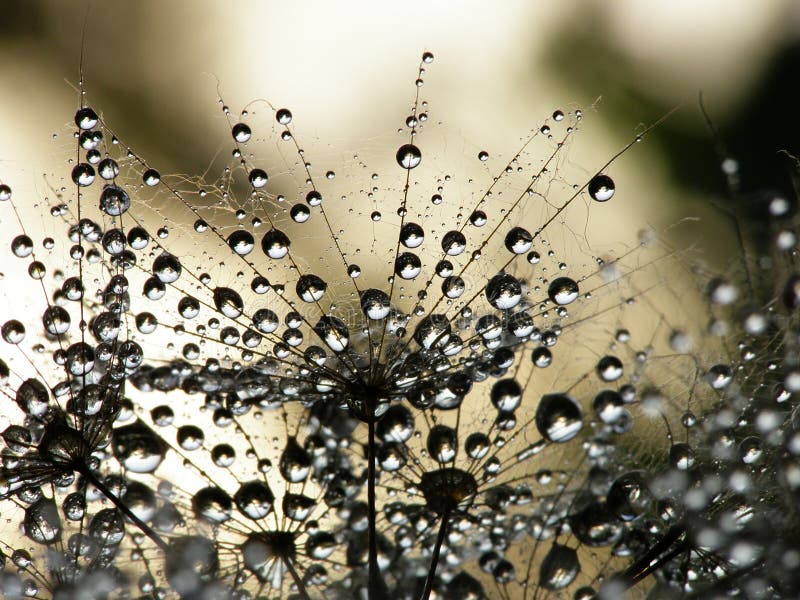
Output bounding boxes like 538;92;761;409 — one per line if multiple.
2;49;800;600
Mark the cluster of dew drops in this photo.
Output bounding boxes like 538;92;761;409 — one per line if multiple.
5;49;795;600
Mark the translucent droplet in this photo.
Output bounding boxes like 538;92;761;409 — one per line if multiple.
548;277;579;305
485;272;522;310
261;229;291;259
396;144;421;169
539;543;580;590
232;123;252;143
536;393;583;442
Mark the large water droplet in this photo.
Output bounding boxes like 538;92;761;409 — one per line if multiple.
535;393;583;442
396;144;421;169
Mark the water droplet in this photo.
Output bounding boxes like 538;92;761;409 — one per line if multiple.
261;229;291;259
71;163;95;186
227;230;255;256
276;108;293;125
396;144;422;169
248;168;268;188
485;272;522;310
536;393;583;442
548;277;579;305
539;543;580;589
232;123;252;143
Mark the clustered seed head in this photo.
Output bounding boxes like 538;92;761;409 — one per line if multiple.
1;51;800;600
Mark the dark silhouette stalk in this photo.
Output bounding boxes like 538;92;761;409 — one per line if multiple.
78;464;169;552
284;556;312;600
419;505;451;600
367;409;389;599
622;525;688;589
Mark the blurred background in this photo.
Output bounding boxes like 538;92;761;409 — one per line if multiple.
2;0;800;266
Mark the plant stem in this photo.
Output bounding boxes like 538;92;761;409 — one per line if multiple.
367;415;389;599
78;464;169;552
419;505;450;600
622;525;687;588
284;556;312;600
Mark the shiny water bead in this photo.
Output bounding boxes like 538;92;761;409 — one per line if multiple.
74;106;98;130
396;143;421;169
296;274;326;302
261;229;291;259
78;130;102;151
470;210;487;227
29;260;47;280
291;203;311;223
783;274;800;309
507;312;534;338
306;190;322;207
192;487;232;525
376;405;414;443
539;543;580;590
89;508;126;546
478;150;489;161
227;230;255;256
0;183;11;201
232;123;251;143
212;287;244;319
126;226;149;250
348;264;361;278
2;319;25;344
548;277;579;305
441;230;467;256
414;314;451;349
152;252;182;283
176;425;204;451
465;432;491;459
99;184;130;216
592;390;624;424
98;158;119;180
491;379;522;412
442;276;466;299
276;108;292;125
142;168;160;186
427;425;458;462
400;222;424;248
360;288;391;320
588;173;615;202
111;421;167;473
279;437;311;483
485;272;522;310
536;393;583;442
531;347;552;368
11;234;34;258
607;471;652;521
314;316;349;352
248;168;268;188
234;481;275;519
71;163;95;186
395;252;422;279
669;442;695;470
101;229;126;255
504;226;532;254
251;308;279;334
596;355;623;382
436;260;454;277
706;364;733;390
